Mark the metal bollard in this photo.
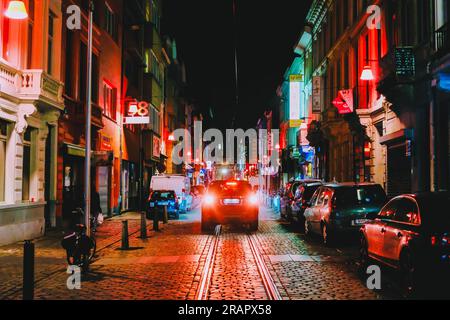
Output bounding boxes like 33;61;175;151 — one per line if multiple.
140;212;147;239
153;208;160;231
121;220;129;250
23;240;35;300
163;206;168;224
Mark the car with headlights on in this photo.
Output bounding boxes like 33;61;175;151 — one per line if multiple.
202;180;259;232
304;183;387;245
360;192;450;296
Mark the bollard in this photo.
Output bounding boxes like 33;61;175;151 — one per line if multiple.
163;206;168;224
140;212;147;239
121;220;129;250
23;240;35;301
153;208;160;231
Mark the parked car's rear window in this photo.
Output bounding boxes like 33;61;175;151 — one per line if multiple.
151;191;175;200
333;185;386;207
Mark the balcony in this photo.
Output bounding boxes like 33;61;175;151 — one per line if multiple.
64;95;104;128
0;60;64;109
433;24;449;58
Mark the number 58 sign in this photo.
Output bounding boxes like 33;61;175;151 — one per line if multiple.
124;101;151;124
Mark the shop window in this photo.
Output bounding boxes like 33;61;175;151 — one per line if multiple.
22;127;36;202
0;120;8;202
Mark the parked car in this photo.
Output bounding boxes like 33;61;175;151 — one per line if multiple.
150;175;191;213
360;192;450;296
280;179;321;220
202;180;259;232
290;182;323;227
304;182;387;245
147;190;180;220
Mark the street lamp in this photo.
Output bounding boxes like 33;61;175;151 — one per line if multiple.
4;1;28;20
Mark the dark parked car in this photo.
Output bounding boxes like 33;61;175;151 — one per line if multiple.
304;183;387;245
360;192;450;296
290;182;323;227
202;180;259;232
280;179;321;220
147;190;180;220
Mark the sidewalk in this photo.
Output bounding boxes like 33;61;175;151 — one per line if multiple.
0;211;143;300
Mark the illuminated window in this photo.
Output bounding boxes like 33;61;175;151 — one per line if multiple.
27;0;35;69
103;82;117;121
48;11;55;75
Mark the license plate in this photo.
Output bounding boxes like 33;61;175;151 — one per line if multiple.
223;199;240;205
352;219;370;226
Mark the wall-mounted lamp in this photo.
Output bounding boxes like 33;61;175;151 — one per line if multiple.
5;1;28;20
360;65;375;81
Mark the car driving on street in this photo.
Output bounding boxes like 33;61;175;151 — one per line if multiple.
202;180;259;232
304;183;387;245
147;190;180;220
360;192;450;296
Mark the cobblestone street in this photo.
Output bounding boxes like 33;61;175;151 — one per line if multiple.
0;207;392;300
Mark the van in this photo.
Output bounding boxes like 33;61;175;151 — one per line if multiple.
150;175;192;213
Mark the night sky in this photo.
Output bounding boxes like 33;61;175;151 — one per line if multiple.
162;0;312;130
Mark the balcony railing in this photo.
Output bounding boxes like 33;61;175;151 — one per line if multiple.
64;95;104;128
434;23;449;54
0;60;64;109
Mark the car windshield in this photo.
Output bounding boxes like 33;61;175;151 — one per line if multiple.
208;181;252;196
151;191;175;200
333;185;386;207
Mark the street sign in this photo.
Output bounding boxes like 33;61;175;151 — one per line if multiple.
312;76;323;114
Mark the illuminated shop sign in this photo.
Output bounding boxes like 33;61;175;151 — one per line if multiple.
289;74;303;127
124;101;150;124
332;89;354;114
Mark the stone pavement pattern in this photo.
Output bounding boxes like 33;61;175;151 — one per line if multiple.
0;208;385;300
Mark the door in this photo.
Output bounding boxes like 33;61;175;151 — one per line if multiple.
304;187;321;230
383;197;420;264
98;166;110;216
366;199;398;259
387;143;412;197
312;188;327;233
44;125;52;228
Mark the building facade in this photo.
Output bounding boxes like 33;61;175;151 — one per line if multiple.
0;0;64;245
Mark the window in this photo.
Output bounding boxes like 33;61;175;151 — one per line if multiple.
151;0;160;31
105;3;118;41
65;30;74;96
22;127;35;202
2;1;10;60
0;120;8;202
103;82;117;121
395;198;421;225
379;200;399;220
27;0;35;69
48;11;55;75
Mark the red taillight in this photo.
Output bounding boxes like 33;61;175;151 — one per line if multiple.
431;235;450;246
